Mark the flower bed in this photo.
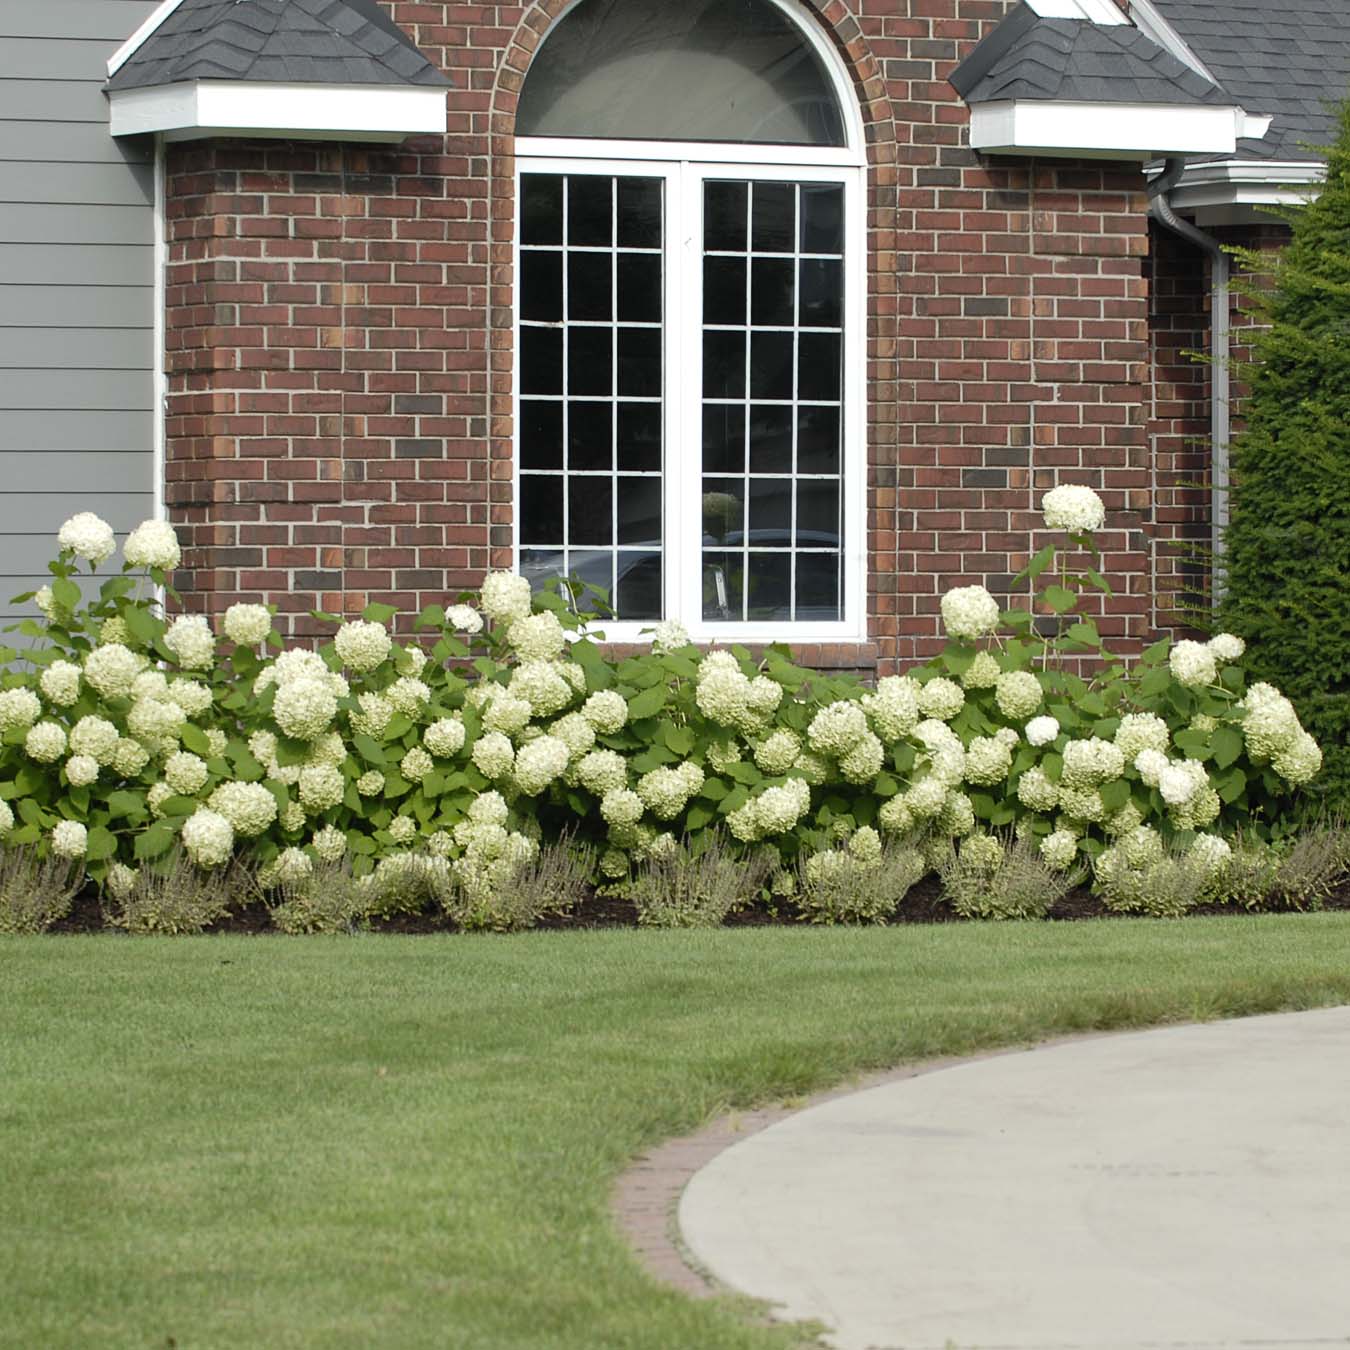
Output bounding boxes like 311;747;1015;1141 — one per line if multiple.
0;488;1339;934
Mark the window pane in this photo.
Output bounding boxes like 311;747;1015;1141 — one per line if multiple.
702;550;742;621
617;253;661;323
521;327;562;395
566;550;616;611
568;400;611;471
751;183;795;252
521;175;563;245
796;480;840;547
703;331;745;400
799;257;841;328
798;331;840;401
745;553;791;620
521;250;562;322
751;258;794;327
703;257;746;326
702;478;745;542
517;0;846;147
517;175;665;621
568;251;611;320
800;184;844;254
618;402;662;472
568;175;612;246
615;551;662;620
617;179;662;247
520;400;562;470
702;404;745;475
747;404;792;474
704;181;747;251
798;405;840;474
749;331;793;400
796;553;841;620
748;478;792;536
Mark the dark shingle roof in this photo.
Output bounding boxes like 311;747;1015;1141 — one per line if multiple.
107;0;451;92
1150;0;1350;160
951;2;1230;107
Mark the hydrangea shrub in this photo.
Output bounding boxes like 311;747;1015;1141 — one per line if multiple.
0;486;1329;926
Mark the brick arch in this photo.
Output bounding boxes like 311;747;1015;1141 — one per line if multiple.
484;0;898;673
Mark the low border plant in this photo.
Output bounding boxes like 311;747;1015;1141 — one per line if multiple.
0;484;1331;927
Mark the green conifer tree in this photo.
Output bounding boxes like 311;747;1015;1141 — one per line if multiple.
1222;99;1350;810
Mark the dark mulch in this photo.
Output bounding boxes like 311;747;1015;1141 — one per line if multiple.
39;874;1350;935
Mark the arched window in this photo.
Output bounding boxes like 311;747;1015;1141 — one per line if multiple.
515;0;864;640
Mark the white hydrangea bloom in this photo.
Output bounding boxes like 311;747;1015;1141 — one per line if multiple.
1042;484;1105;532
133;671;169;702
272;677;337;741
68;715;119;765
576;749;628;796
1133;748;1169;787
356;770;385;797
914;718;966;785
400;746;434;782
471;731;515;779
98;616;130;646
963;735;1013;786
386;677;430;718
482;692;533;736
1169;639;1217;689
34;586;58;620
1273;730;1322;785
181;808;234;868
106;862;137;901
548;712;595;760
940;584;1000;640
695;664;753;729
960;651;1001;691
581;690;628;734
446;604;483;634
509;660;573;717
223;603;272;646
1242;689;1301;760
58;511;116;565
754;729;801;776
994;670;1042;720
1025;715;1060;747
807;701;869;756
939;789;977;837
334;620;393;673
388;815;418;845
164;751;208;795
1159;760;1207;807
311;825;347;863
747;675;783;718
1104;801;1144;837
651;619;690;652
349;692;393;739
280;802;305;833
839;730;884;784
269;649;330;687
51;819;88;859
0;799;13;836
708;738;744;774
861;675;921;742
507;610;567;662
248;730;277;766
601;788;644;827
878;795;913;834
39;661;81;707
1060;737;1126;789
123;519;181;571
112;737;150;777
635;766;695;820
298;763;345;813
1040;830;1079;871
208;781;278;836
82;644;142;700
1207;633;1245;663
147;782;173;818
163;615;215;671
479;571;534;623
1016;766;1059;812
308;731;346;767
424;717;467;758
1057;785;1105;822
25;721;67;762
1114;712;1170;761
514;735;571;795
961;833;1004;871
917;677;965;722
0;687;42;734
64;754;99;788
1188;833;1232;875
468;792;510;828
906;775;948;820
269;847;314;886
167;680;213;717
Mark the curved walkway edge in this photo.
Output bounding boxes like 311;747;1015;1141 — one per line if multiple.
668;1006;1350;1350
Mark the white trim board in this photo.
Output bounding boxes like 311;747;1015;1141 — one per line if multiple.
1025;0;1127;23
970;100;1259;159
1162;158;1326;224
108;81;447;142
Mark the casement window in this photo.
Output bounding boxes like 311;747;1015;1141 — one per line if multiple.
514;0;865;642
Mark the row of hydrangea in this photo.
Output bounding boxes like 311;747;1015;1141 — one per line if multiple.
0;485;1326;925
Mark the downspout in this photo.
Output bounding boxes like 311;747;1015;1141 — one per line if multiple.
1147;157;1230;600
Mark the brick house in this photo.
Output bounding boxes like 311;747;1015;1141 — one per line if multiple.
2;0;1344;675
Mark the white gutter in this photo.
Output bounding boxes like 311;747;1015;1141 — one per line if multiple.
1148;158;1230;599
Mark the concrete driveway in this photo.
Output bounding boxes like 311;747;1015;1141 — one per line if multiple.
679;1006;1350;1350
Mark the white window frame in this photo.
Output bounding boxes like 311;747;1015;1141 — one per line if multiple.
512;0;868;646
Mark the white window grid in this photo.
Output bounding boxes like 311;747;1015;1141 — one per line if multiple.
513;144;867;645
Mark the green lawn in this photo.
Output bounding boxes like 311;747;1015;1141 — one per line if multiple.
6;917;1350;1349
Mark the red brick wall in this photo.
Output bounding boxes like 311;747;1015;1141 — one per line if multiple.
163;0;1158;670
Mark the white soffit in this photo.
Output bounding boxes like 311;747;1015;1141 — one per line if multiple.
970;100;1252;159
109;81;447;142
1166;158;1326;223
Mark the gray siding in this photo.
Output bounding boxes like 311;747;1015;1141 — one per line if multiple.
0;0;158;620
